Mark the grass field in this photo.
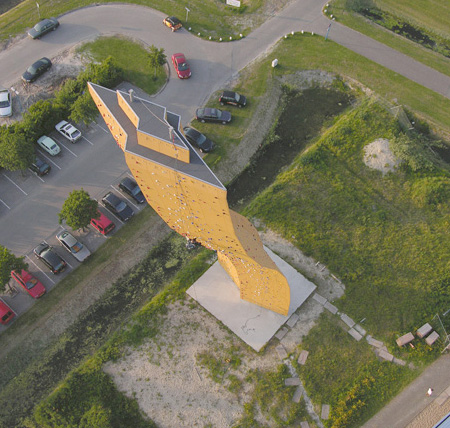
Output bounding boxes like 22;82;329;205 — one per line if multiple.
375;0;450;39
77;36;166;95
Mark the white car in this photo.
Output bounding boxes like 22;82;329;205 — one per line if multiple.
55;120;81;143
56;230;91;262
37;135;60;156
0;89;12;117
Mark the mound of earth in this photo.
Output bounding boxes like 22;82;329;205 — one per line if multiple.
363;138;402;175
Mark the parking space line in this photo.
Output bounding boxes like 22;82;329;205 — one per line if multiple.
54;138;78;157
2;173;28;195
97;123;109;133
39;152;62;170
110;185;139;210
65;260;74;269
26;255;55;284
82;136;94;146
28;169;45;182
0;198;11;209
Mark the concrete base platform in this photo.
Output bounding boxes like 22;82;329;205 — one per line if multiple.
186;247;316;352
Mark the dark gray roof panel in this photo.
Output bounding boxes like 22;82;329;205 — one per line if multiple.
89;83;225;190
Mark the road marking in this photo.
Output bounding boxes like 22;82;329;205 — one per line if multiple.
26;255;55;284
54;138;78;157
65;260;73;269
39;152;61;170
97;123;109;133
82;135;94;146
28;169;45;183
0;198;11;209
110;185;139;209
2;173;28;195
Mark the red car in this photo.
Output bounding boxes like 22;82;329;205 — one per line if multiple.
11;270;46;299
0;299;15;325
90;211;115;235
171;53;191;79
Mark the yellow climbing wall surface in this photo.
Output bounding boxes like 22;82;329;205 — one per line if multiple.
89;83;291;315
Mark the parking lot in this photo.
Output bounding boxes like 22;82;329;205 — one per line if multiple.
0;116;148;331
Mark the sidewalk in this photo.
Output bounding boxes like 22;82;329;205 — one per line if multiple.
361;354;450;428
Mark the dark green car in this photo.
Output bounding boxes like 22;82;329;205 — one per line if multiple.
28;18;59;39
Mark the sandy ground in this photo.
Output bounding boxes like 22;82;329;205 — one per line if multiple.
364;138;402;175
104;226;345;428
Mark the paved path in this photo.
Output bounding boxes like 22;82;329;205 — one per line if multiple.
362;353;450;428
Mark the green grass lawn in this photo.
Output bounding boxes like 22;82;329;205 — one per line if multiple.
375;0;450;39
77;36;166;95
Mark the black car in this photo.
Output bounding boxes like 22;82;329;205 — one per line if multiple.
28;18;59;39
219;91;247;108
30;157;51;176
195;108;231;125
102;192;134;222
183;127;215;153
33;242;66;274
22;57;52;83
118;177;145;204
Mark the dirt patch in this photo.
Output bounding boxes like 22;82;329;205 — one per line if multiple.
105;224;345;427
363;138;402;175
3;46;86;123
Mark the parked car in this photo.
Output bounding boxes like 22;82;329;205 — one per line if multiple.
11;270;46;299
195;108;231;124
0;89;12;117
0;300;15;325
30;156;51;176
118;177;145;204
37;135;60;156
22;57;52;83
219;90;247;108
28;18;59;39
90;211;116;235
163;16;182;31
102;192;134;222
171;53;191;79
56;230;91;262
55;120;81;143
183;127;214;153
33;242;67;274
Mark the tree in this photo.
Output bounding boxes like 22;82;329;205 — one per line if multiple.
59;189;99;231
69;92;98;126
147;45;166;78
0;245;27;292
0;124;35;172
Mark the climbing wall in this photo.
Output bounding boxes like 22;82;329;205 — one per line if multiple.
89;83;291;315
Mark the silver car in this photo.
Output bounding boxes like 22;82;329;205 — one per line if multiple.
0;89;12;117
56;230;91;262
55;120;82;143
